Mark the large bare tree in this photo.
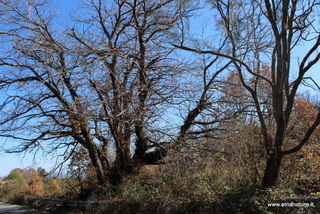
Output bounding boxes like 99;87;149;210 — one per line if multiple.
0;0;190;185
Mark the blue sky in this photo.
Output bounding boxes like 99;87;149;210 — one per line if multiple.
0;152;48;177
0;0;319;177
0;154;25;177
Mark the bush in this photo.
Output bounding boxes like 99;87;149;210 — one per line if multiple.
42;179;64;198
25;174;44;196
0;171;27;203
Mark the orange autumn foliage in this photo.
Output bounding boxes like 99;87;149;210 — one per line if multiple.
25;174;44;196
282;95;320;180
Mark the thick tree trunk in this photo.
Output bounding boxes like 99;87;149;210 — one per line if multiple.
262;147;283;187
110;140;133;186
133;122;148;162
88;150;107;185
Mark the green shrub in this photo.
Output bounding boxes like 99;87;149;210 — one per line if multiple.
1;171;27;203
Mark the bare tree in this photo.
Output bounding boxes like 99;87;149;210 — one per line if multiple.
0;0;189;185
69;0;190;184
175;0;320;187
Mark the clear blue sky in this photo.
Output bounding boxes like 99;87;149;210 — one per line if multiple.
0;152;49;177
0;154;26;177
0;0;319;177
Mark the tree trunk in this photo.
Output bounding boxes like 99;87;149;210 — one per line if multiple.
88;150;107;185
110;139;133;185
262;147;283;187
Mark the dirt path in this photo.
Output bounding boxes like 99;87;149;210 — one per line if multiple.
0;202;34;214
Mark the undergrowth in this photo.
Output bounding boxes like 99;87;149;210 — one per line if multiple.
83;155;274;214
